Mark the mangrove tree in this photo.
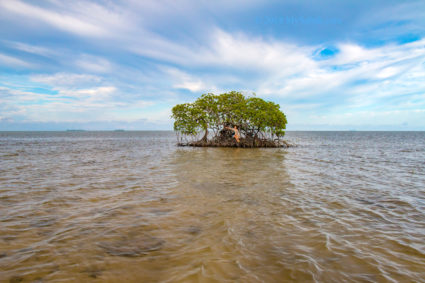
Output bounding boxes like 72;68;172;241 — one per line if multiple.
171;91;289;147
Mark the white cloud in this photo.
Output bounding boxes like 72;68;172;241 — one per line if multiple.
306;109;425;127
127;29;420;102
376;66;400;79
0;52;32;67
174;81;205;92
4;41;56;57
0;0;105;36
1;72;154;123
0;0;131;37
31;73;102;87
255;39;425;101
1;0;425;129
59;86;116;100
75;55;112;73
165;68;211;93
332;43;381;65
129;29;315;74
205;30;314;73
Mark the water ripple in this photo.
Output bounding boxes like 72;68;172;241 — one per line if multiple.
0;131;424;282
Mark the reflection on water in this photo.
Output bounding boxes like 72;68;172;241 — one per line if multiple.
0;131;424;282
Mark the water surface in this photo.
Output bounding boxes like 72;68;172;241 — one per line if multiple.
1;131;424;282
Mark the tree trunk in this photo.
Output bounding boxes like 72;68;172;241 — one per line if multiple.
201;128;208;142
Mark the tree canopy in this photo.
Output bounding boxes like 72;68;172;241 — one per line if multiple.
171;91;288;147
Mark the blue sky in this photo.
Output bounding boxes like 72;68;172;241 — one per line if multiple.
0;0;424;130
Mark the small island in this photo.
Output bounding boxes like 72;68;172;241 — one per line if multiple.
172;91;291;148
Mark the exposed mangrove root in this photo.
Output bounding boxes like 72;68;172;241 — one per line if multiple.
178;132;295;148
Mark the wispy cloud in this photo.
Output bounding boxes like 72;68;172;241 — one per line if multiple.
0;0;105;36
0;0;130;37
0;0;424;130
1;73;154;123
31;73;102;87
75;55;112;73
3;41;56;57
0;52;33;67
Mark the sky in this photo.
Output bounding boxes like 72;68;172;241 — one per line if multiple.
0;0;424;131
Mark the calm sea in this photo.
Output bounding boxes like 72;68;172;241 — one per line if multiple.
1;131;424;282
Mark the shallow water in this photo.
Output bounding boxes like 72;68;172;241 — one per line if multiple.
0;131;424;282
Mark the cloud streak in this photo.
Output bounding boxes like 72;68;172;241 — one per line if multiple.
0;0;424;130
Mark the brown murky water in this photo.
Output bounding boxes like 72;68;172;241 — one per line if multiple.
1;131;424;282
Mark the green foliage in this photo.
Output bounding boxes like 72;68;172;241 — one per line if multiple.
171;91;287;139
171;103;200;135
